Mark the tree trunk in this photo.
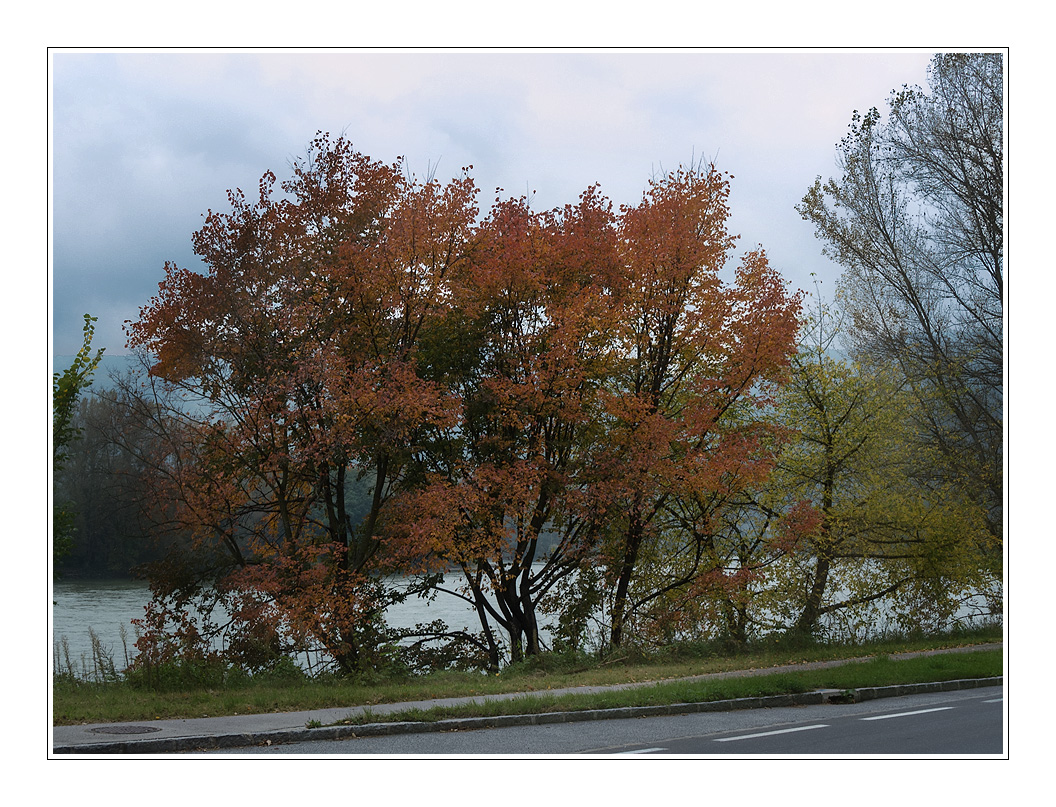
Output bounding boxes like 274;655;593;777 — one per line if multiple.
610;511;645;649
795;459;835;638
471;588;502;673
794;556;831;637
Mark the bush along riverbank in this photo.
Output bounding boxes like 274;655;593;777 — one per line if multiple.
53;624;1002;726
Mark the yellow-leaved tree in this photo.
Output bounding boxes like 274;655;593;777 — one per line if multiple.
756;300;1000;641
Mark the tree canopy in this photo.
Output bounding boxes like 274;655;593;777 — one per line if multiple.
797;53;1003;541
91;81;1004;676
121;136;808;671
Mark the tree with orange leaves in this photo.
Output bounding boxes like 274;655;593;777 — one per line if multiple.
593;164;804;649
126;135;805;673
126;133;478;673
390;166;803;659
388;185;622;667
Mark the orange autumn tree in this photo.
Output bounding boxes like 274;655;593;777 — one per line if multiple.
126;134;478;673
593;165;804;649
387;186;623;668
389;166;804;660
126;135;805;674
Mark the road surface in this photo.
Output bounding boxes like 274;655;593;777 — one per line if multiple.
198;684;1004;755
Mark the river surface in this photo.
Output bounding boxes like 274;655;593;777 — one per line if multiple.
51;576;560;676
52;575;998;677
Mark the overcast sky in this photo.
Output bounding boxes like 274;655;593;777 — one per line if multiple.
35;40;1034;781
49;49;939;357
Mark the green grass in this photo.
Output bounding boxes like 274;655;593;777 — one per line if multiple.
52;625;1002;726
333;649;1002;726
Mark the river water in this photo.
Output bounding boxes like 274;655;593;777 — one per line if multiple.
52;575;999;678
51;576;561;676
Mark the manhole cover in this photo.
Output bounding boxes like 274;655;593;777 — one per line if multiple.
88;725;163;735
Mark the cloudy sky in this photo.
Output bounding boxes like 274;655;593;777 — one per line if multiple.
49;49;938;357
36;40;1032;779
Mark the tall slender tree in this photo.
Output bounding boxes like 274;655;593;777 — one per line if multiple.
596;165;803;648
798;53;1003;541
53;313;104;565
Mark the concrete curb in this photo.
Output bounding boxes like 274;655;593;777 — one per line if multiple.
52;675;1002;754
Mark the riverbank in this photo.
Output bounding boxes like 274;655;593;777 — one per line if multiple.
53;627;1002;726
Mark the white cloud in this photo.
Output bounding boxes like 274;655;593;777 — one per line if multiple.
51;49;938;355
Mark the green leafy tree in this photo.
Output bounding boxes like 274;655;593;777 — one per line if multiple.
53;313;104;564
757;301;998;641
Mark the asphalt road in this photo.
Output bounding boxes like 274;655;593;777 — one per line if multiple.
200;684;1004;756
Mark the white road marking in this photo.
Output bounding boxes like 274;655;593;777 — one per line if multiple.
983;698;1003;703
714;724;829;742
617;747;667;754
860;707;954;721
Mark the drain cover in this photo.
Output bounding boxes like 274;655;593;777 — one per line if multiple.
88;725;163;735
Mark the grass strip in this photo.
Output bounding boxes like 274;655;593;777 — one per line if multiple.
53;629;1001;726
334;650;1002;726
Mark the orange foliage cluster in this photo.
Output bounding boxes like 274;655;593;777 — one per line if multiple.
125;134;806;672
